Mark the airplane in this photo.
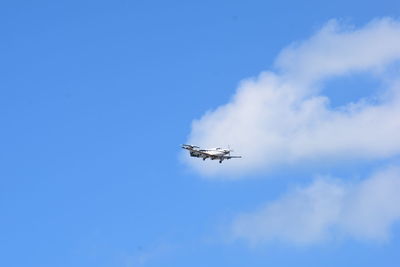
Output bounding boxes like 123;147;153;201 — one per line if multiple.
182;144;242;163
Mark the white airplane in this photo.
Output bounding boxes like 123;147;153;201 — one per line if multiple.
182;144;242;163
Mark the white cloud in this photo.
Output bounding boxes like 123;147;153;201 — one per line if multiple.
186;18;400;176
276;18;400;84
231;166;400;245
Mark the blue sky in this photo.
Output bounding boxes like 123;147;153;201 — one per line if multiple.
1;1;400;266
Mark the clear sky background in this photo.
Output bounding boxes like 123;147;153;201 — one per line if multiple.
1;1;400;266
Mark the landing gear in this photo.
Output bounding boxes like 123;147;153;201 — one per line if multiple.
219;160;223;163
203;158;206;161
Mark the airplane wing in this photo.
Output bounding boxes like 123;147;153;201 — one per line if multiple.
182;144;213;157
181;144;200;150
222;155;242;159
